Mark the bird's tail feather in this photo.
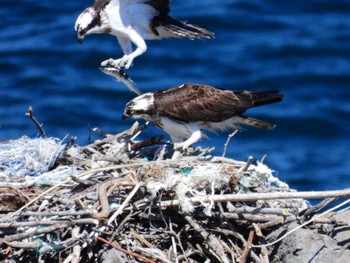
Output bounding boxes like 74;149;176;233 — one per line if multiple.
158;17;214;39
251;90;283;107
236;116;276;130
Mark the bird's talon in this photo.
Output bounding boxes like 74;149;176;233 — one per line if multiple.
101;59;116;67
101;56;133;70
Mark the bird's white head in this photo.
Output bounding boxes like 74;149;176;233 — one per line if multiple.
75;7;108;43
122;93;155;120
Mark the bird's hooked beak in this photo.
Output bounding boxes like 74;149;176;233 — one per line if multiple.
76;29;85;44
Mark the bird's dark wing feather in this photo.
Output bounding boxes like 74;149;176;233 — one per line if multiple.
153;84;283;123
146;0;171;15
92;0;111;11
146;1;214;39
153;84;250;123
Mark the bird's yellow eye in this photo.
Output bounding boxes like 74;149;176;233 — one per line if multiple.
130;110;135;115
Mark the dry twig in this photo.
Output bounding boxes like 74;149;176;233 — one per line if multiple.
25;106;47;138
239;230;254;263
96;236;156;263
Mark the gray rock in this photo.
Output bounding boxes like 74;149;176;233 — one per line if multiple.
268;220;350;263
331;210;350;248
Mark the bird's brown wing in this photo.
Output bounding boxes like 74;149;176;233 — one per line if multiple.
153;84;252;123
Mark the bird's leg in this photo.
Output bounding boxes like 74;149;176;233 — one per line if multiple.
172;130;202;159
101;37;133;68
170;137;183;160
118;36;133;55
119;30;147;69
101;31;147;69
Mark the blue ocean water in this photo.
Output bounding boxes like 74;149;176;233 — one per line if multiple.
0;1;349;192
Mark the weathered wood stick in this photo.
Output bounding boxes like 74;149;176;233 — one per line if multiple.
2;222;72;243
0;218;98;228
239;230;255;263
108;183;142;224
154;189;350;208
96;236;156;263
16;210;95;217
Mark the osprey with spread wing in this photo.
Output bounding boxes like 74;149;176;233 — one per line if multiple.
75;0;214;69
122;83;283;151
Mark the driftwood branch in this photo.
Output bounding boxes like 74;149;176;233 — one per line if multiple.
25;106;47;137
0;218;98;229
222;129;238;157
152;189;350;208
121;189;350;213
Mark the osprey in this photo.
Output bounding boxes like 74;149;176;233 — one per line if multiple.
122;83;283;151
75;0;214;69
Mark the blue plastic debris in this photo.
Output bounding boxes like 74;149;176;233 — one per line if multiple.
0;136;66;177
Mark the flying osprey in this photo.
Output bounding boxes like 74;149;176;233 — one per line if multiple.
122;83;283;152
75;0;214;69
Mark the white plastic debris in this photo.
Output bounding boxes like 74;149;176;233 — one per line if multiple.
25;166;79;186
0;136;66;178
147;163;231;213
147;160;309;213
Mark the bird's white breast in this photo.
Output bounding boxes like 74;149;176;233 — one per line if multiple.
159;117;242;141
199;117;242;133
160;118;200;142
106;0;161;39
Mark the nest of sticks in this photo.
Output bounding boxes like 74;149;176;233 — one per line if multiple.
1;117;350;263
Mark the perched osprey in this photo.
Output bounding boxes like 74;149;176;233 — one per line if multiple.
122;83;283;151
75;0;214;69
